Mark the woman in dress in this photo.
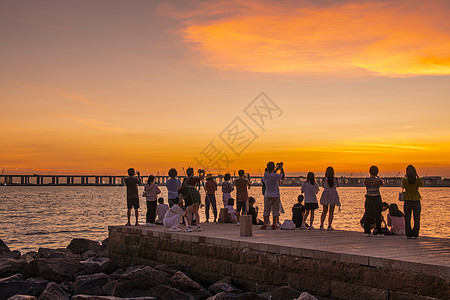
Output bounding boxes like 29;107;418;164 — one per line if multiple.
319;167;340;230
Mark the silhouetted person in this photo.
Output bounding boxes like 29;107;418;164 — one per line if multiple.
125;168;141;226
402;165;423;238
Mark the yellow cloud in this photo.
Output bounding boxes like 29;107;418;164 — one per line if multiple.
163;0;450;76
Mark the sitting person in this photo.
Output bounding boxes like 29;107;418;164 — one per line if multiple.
387;203;405;235
163;195;186;232
292;195;306;228
360;202;390;235
226;198;238;223
155;197;169;225
248;197;263;225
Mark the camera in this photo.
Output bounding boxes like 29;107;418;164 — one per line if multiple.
197;169;205;174
276;162;284;170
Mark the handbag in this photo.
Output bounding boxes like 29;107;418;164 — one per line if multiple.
398;191;405;201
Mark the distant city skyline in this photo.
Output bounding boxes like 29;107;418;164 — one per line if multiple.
1;0;449;176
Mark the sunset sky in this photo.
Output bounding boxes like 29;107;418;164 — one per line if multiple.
1;0;450;177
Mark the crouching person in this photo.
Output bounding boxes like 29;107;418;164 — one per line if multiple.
163;195;186;232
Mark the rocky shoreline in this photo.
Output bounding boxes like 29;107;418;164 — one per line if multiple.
0;238;320;300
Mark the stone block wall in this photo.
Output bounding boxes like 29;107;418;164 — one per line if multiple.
108;226;449;300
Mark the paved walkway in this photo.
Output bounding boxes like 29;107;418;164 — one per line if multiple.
118;223;450;279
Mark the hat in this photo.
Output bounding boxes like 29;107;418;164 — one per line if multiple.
206;174;214;180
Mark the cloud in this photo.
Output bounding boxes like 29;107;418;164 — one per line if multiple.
161;0;450;77
61;114;124;133
61;93;106;110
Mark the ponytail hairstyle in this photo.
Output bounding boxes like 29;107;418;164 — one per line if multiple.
307;172;315;185
389;203;404;217
406;165;417;184
325;166;335;188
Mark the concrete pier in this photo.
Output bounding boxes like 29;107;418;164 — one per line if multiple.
108;224;450;300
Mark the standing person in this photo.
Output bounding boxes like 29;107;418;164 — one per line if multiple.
301;172;319;230
155;197;169;225
166;168;181;207
234;170;251;224
143;175;161;227
180;167;204;232
319;167;340;230
205;175;218;223
124;168;141;226
261;162;285;230
221;173;234;208
292;195;306;228
163;195;186;232
402;165;423;238
387;203;405;235
363;166;384;237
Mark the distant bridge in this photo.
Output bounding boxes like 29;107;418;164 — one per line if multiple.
1;174;447;187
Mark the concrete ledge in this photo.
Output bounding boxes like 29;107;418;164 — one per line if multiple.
108;224;450;299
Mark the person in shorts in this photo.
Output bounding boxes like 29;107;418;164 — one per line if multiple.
125;168;141;226
301;172;319;230
179;167;204;232
234;170;251;224
261;162;285;230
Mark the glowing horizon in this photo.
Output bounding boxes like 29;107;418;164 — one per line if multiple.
1;0;450;177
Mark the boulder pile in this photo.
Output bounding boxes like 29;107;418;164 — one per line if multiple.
0;238;319;300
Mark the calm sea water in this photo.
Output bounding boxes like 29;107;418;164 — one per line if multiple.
0;186;449;253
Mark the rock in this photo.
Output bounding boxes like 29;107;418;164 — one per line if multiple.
24;252;38;260
24;278;49;296
37;248;78;260
154;264;179;277
0;258;27;278
209;281;243;295
0;273;23;283
81;256;110;267
72;296;156;300
0;250;21;260
271;286;301;300
22;258;97;282
101;280;117;296
257;292;271;300
100;260;124;275
73;273;109;295
295;292;318;300
148;284;195;300
81;250;98;260
237;293;264;300
207;292;229;300
108;269;124;281
0;239;11;255
114;266;170;297
37;282;70;300
0;277;47;299
67;238;100;255
0;282;34;300
169;271;211;300
95;245;108;258
7;296;37;300
21;254;35;264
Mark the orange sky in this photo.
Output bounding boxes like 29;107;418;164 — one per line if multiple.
1;0;450;177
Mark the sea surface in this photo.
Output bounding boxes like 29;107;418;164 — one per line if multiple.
1;186;449;253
